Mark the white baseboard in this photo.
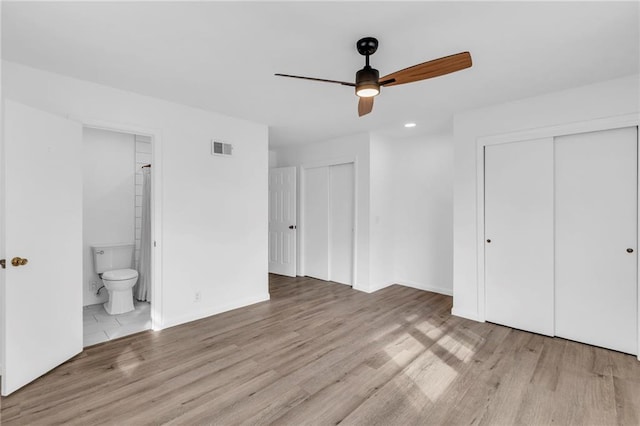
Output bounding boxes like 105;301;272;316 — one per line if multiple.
451;307;481;322
355;280;453;295
395;279;453;296
160;292;271;330
368;281;395;293
354;281;394;294
352;284;368;293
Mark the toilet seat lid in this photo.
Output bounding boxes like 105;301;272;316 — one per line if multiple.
102;268;138;281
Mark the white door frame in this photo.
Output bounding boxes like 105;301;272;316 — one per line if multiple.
76;117;164;331
475;113;640;359
299;157;357;286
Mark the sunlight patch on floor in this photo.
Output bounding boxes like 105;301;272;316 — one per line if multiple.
115;348;142;377
418;357;458;402
382;330;482;405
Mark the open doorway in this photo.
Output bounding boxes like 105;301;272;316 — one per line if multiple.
81;128;154;347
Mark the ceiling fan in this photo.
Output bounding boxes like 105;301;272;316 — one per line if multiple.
275;37;472;117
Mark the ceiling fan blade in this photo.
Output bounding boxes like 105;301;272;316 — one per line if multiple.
358;96;374;117
380;52;472;87
275;73;355;87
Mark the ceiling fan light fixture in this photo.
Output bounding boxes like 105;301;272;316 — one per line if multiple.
355;66;380;98
356;85;380;97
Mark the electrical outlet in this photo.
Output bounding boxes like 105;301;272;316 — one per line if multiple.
194;291;201;302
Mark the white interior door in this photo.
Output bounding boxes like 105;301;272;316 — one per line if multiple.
268;166;297;277
303;167;330;280
329;163;354;285
555;127;638;355
484;138;555;336
1;100;83;396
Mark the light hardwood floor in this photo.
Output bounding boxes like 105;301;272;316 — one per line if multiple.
2;274;639;425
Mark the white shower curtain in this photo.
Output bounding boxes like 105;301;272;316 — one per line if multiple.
136;167;151;301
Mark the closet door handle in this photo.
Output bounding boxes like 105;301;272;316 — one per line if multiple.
626;248;634;253
289;225;297;230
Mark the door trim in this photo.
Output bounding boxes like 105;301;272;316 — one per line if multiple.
75;117;164;331
299;157;357;287
474;112;640;359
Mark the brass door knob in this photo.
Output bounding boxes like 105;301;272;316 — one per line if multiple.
11;257;28;267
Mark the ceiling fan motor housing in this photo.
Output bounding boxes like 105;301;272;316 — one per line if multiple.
356;37;379;56
355;66;380;97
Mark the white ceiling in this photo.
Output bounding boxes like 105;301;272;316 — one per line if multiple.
2;1;638;147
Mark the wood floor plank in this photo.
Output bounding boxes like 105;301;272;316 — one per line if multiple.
1;274;639;425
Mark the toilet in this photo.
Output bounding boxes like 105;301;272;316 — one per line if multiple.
92;243;139;315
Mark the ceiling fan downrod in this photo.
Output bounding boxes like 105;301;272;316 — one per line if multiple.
355;37;380;98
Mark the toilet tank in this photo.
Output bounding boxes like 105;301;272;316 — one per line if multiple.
92;243;135;274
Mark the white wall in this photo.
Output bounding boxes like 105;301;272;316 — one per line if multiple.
82;128;135;306
391;132;454;296
452;74;640;320
368;133;395;292
3;61;269;329
275;132;371;291
268;150;277;168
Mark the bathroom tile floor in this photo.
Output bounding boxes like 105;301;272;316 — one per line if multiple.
83;301;151;347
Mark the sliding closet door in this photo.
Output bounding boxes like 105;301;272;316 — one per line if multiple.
555;127;638;354
485;138;554;335
303;167;330;281
303;163;355;284
329;163;354;285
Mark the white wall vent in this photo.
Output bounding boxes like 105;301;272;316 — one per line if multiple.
211;140;233;157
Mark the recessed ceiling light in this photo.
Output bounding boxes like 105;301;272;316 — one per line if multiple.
404;122;417;128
